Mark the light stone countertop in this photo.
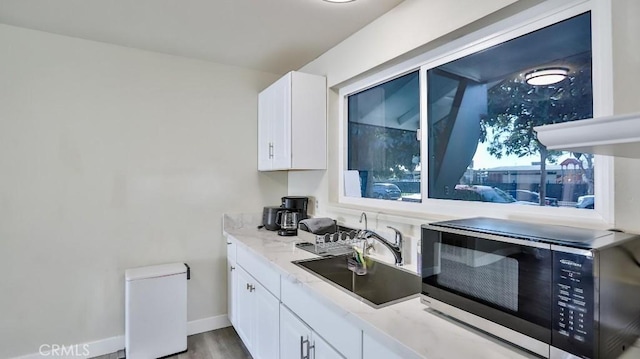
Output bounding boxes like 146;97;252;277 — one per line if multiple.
222;213;640;359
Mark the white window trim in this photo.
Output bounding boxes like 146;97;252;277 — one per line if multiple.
337;0;614;228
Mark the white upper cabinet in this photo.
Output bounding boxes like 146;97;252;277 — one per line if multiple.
258;71;327;171
535;112;640;158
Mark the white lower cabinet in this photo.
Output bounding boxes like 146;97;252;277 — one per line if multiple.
234;266;253;350
254;282;280;358
280;304;343;359
226;239;237;326
281;278;362;359
362;332;405;359
280;304;312;359
228;238;410;359
313;334;344;359
234;265;279;359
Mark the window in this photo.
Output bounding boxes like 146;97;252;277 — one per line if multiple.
347;71;420;201
340;0;612;223
427;12;594;208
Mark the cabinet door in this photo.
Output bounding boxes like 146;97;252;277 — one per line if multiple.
290;71;327;170
281;278;362;359
227;239;237;326
234;266;254;350
280;304;313;359
362;332;405;359
313;334;344;359
270;73;292;170
253;281;279;359
258;86;272;171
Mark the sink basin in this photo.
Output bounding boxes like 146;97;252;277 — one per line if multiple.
293;254;421;308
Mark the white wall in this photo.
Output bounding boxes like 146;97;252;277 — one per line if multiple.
0;24;286;358
292;0;640;234
612;0;640;233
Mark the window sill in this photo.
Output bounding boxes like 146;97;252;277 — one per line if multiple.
332;195;614;231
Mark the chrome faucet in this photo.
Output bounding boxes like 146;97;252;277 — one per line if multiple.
359;212;368;231
358;226;404;266
359;212;374;255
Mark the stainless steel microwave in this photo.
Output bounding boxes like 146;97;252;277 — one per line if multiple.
421;217;640;359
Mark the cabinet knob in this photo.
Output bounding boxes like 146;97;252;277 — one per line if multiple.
230;266;235;271
268;142;274;158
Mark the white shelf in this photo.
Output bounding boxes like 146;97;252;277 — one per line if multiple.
534;112;640;158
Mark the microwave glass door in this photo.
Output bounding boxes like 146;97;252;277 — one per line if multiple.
422;228;553;343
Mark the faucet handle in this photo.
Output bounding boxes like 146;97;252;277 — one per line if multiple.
356;229;369;240
386;226;403;247
361;238;374;255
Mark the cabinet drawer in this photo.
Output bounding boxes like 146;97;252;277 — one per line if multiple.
237;244;280;299
281;278;362;359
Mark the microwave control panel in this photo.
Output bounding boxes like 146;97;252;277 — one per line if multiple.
552;251;594;358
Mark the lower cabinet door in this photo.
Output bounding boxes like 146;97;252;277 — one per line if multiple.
313;333;344;359
281;304;345;359
235;266;280;359
227;261;238;326
281;277;361;358
234;266;254;350
363;332;405;359
280;304;313;359
227;254;237;327
253;281;279;359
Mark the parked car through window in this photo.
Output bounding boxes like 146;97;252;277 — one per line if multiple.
506;189;559;207
372;183;402;200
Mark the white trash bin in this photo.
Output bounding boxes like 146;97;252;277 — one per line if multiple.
125;263;189;359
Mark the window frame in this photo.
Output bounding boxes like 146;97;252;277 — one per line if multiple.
337;0;614;227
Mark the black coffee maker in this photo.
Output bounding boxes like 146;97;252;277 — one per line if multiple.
261;196;309;236
277;196;308;236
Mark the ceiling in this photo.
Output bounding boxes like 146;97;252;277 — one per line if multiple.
0;0;403;74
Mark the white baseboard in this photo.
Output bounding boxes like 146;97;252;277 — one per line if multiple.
187;314;231;336
12;314;232;359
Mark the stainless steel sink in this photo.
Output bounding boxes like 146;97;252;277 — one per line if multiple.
293;254;421;308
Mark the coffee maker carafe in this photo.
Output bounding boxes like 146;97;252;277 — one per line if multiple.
276;210;300;236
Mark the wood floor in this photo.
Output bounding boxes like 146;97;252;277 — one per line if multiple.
92;327;251;359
